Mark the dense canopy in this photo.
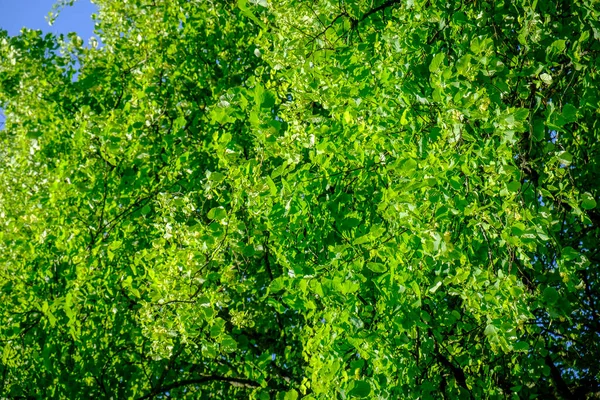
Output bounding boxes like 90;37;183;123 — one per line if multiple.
1;0;599;398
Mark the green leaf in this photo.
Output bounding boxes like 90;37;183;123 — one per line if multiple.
348;380;371;398
221;335;238;352
548;39;566;55
557;151;573;166
26;130;43;139
581;192;597;210
210;318;226;337
543;287;559;305
400;108;410;125
209;171;226;183
507;181;521;192
484;324;498;337
400;158;417;173
353;234;371;245
540;73;553;85
561;246;579;261
270;277;285;293
429;281;442;293
340;217;361;230
284;389;299;400
513;341;530;352
266;176;277;196
562;104;577;123
207;207;227;220
366;262;386;273
511;222;526;236
237;0;266;29
410;281;421;298
513;108;529;121
429;53;445;73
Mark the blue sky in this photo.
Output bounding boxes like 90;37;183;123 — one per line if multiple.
0;0;98;39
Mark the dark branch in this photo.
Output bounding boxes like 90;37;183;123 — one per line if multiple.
544;355;574;400
358;0;402;24
137;376;260;400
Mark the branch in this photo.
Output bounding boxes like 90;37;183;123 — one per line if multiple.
137;376;260;400
544;355;574;400
427;327;471;395
357;0;401;24
436;351;467;390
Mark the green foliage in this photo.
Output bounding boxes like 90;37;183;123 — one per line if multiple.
1;0;600;398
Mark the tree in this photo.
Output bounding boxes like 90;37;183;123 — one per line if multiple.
0;0;599;398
